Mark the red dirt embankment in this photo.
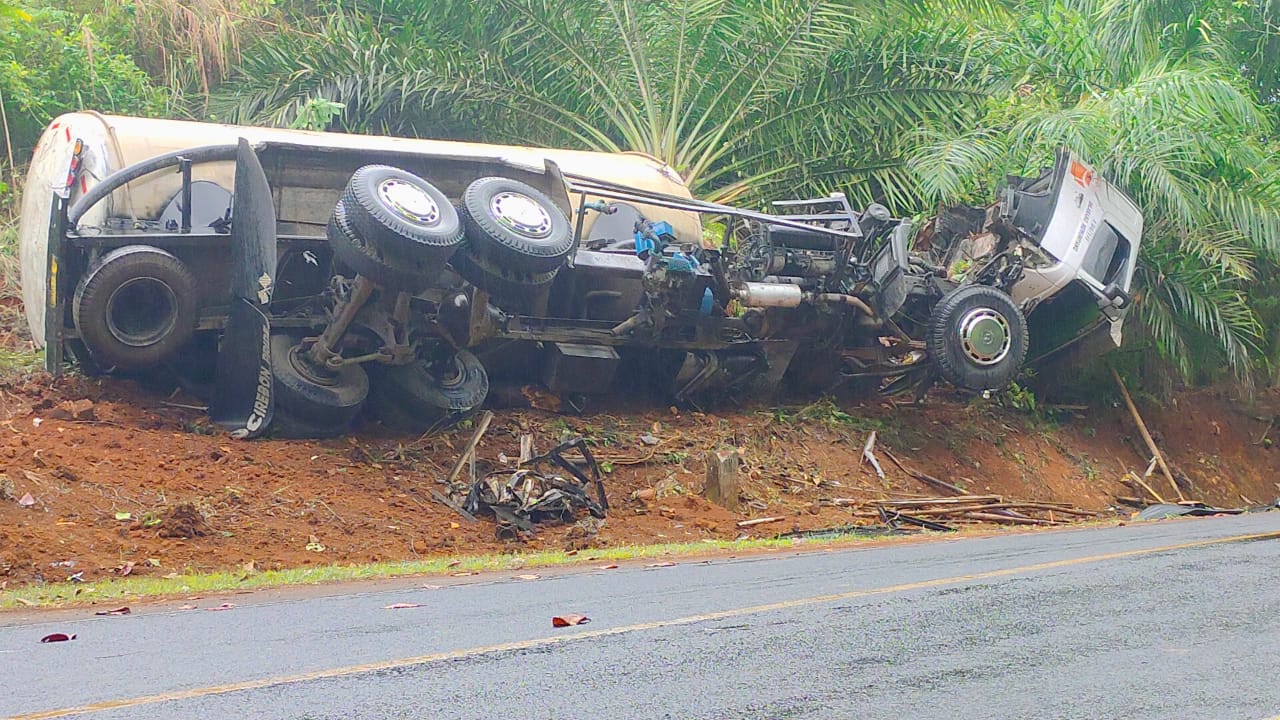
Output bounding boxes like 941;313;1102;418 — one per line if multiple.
0;373;1276;588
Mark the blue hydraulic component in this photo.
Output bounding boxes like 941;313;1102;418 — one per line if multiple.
634;219;678;259
700;287;714;316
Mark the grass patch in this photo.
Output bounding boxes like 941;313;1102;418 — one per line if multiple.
1;531;910;609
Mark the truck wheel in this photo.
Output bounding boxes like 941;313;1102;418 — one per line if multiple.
926;285;1028;391
269;333;368;437
462;177;573;274
368;349;488;433
342;165;464;270
73;245;199;370
327;199;430;292
450;248;557;314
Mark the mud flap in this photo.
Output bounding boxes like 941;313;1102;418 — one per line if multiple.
210;139;277;438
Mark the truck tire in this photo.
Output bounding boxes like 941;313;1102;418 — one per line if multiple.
327;199;430;292
72;245;199;370
927;285;1028;392
450;248;557;314
368;349;489;433
269;333;368;437
342;165;464;272
462;176;572;274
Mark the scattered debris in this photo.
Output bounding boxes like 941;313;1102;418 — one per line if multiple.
461;436;607;540
205;603;236;611
598;564;619;570
514;574;541;581
383;602;423;610
646;561;676;568
429;488;477;523
40;633;76;643
0;474;13;501
882;449;968;496
93;606;131;616
552;614;590;627
17;492;35;508
639;433;660;446
872;496;1093;528
157;503;209;538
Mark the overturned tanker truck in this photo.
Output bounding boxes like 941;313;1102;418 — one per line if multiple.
19;113;1143;438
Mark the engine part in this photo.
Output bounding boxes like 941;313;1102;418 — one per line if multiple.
72;245;199;370
462;176;574;273
732;281;803;308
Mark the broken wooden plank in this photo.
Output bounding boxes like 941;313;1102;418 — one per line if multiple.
877;495;1002;507
962;512;1063;525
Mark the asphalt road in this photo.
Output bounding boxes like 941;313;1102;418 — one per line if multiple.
3;514;1280;720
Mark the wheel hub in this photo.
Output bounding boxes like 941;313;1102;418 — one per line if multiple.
288;344;340;386
958;307;1011;366
378;179;440;225
105;277;178;348
490;192;552;238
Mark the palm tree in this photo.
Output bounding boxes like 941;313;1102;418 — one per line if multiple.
906;0;1280;383
219;0;999;205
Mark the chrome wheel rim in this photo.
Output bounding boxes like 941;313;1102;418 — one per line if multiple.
378;178;439;224
490;192;552;238
959;307;1011;365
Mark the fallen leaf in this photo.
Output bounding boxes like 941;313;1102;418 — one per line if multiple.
448;522;460;530
646;562;676;568
205;603;236;612
552;614;590;627
114;512;132;521
598;564;619;570
40;633;76;643
305;542;325;553
31;417;42;428
421;584;441;590
383;602;423;610
116;562;135;577
514;574;541;581
451;571;477;577
565;550;578;556
94;606;131;616
18;493;35;507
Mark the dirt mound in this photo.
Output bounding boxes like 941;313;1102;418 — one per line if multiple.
0;374;1275;588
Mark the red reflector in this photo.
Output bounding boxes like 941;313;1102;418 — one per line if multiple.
65;127;71;142
80;176;88;193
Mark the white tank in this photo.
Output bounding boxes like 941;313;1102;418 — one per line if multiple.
18;112;701;346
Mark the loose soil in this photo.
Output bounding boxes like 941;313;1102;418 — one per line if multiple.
1;372;1277;589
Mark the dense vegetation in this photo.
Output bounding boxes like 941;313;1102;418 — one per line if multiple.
1;0;1278;388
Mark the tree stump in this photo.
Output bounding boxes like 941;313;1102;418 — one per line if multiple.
703;449;740;510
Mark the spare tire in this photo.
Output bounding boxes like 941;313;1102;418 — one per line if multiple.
926;284;1028;391
342;165;464;271
450;248;557;314
73;245;199;370
462;176;573;273
327;199;430;292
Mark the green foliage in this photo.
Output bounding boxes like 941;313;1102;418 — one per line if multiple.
290;97;345;131
0;2;167;155
906;0;1280;386
217;0;999;205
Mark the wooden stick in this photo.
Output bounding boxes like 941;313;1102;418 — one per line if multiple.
737;516;784;528
877;495;1002;507
1124;470;1166;505
881;449;969;496
442;410;494;488
1110;367;1184;502
428;488;477;523
862;431;885;480
963;512;1062;526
